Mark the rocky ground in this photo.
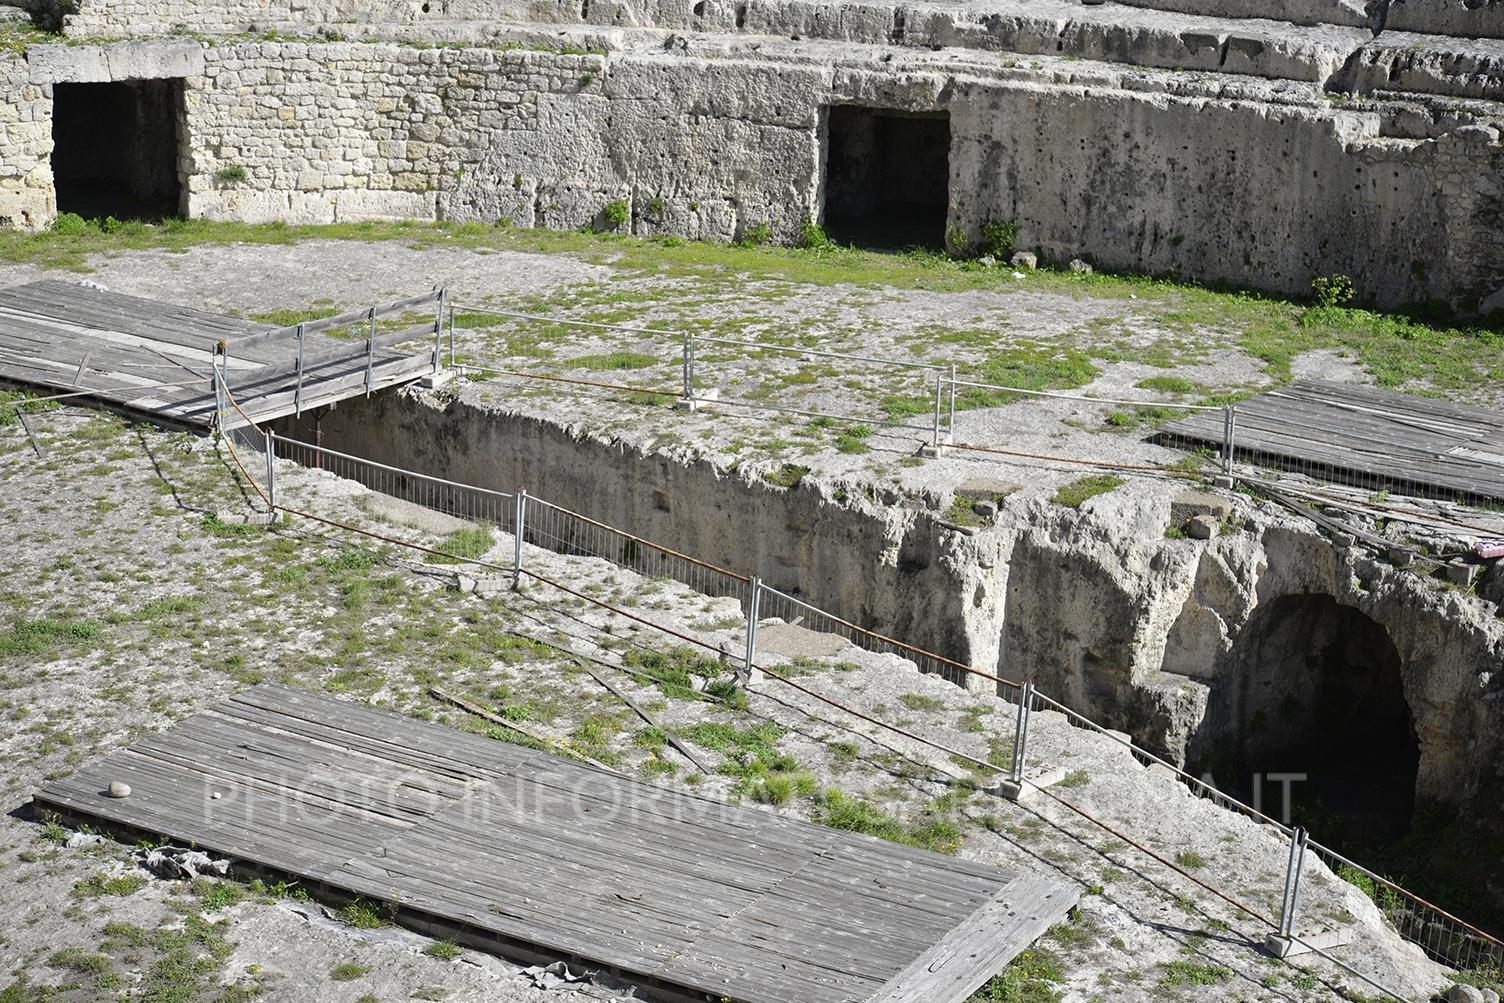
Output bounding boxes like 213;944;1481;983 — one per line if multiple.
1;226;1499;1002
0;393;1450;1003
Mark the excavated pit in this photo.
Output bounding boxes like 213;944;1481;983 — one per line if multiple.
277;384;1504;904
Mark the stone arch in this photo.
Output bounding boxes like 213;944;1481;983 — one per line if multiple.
1193;592;1420;842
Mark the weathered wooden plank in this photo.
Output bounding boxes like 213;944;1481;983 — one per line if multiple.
33;685;1077;1003
0;281;434;429
1163;379;1504;501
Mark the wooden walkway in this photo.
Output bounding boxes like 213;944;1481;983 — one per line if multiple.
0;280;438;429
33;686;1076;1003
1164;379;1504;502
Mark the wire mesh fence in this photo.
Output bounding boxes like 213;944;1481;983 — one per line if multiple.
521;495;749;603
754;582;1001;690
267;433;516;560
1307;839;1504;975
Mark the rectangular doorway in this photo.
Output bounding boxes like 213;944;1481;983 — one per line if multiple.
822;106;951;250
52;79;184;221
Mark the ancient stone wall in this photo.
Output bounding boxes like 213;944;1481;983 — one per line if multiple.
0;55;53;231
181;42;821;237
1386;0;1504;38
61;0;421;37
171;39;1504;307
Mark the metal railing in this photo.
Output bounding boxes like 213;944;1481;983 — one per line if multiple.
214;290;449;427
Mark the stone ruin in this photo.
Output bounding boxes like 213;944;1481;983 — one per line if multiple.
0;0;1503;311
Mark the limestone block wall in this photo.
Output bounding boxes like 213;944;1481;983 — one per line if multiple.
184;42;824;239
1386;0;1504;38
0;56;53;231
946;81;1504;309
61;0;421;37
175;40;1504;308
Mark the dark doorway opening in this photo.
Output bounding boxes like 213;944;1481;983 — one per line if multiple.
1193;594;1420;845
822;106;950;250
52;80;184;221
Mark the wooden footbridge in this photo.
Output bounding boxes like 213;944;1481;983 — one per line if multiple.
1166;379;1504;503
0;280;445;430
35;686;1078;1003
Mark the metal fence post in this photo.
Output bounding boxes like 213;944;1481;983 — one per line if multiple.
365;307;376;398
264;429;277;512
681;332;694;402
1279;826;1309;938
931;370;944;448
212;352;226;431
512;490;527;589
1010;680;1033;785
433;288;446;374
947;363;957;440
448;303;456;369
294;323;306;418
1223;405;1237;474
742;576;763;687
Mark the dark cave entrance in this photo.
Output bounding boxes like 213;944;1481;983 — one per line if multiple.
821;106;950;250
52;79;184;221
1196;594;1420;845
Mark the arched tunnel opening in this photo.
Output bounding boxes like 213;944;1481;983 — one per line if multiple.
1192;594;1420;847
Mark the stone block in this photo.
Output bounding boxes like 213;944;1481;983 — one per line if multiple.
1170;490;1231;526
1010;251;1037;270
1186;514;1219;540
1446;561;1480;587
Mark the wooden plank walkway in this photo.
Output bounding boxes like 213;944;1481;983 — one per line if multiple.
34;686;1076;1003
0;280;435;429
1163;379;1504;502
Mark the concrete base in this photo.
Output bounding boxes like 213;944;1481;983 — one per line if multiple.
215;509;280;526
1263;927;1355;959
673;388;719;412
1212;475;1235;489
992;765;1068;803
420;370;455;389
919;443;950;458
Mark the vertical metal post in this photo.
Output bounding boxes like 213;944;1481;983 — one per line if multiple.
433;288;446;374
931;370;943;448
365;307;376;397
1278;826;1308;938
1010;681;1033;784
448;304;457;369
1223;405;1237;474
742;576;762;686
947;363;957;441
512;490;527;589
294;323;306;418
212;352;226;431
264;429;277;512
681;332;691;400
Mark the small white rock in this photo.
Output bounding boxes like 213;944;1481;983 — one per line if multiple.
107;781;131;799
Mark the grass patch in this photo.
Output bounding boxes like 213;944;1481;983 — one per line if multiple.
330;962;370;982
423;525;494;564
1051;475;1123;508
561;351;659;370
1175;850;1207;869
74;873;146;898
1158;960;1232;987
966;946;1064;1003
0;617;101;658
763;463;810;488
